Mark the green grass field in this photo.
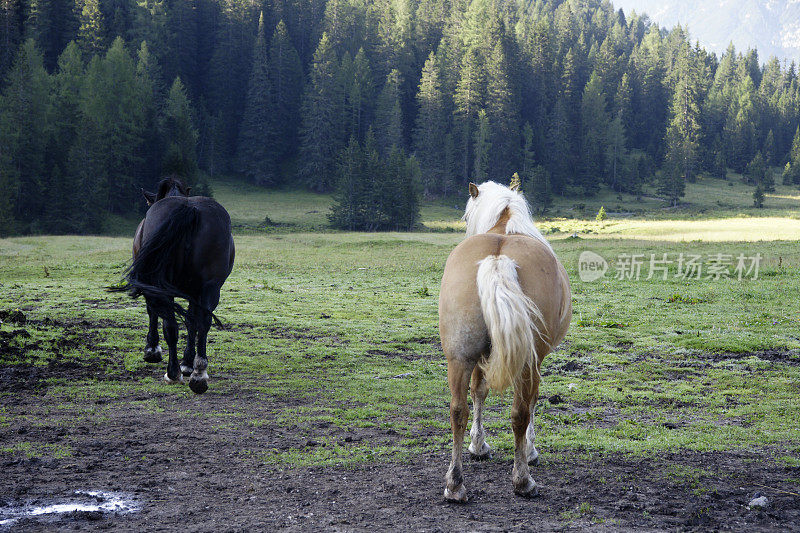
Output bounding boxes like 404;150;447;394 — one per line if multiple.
1;175;799;473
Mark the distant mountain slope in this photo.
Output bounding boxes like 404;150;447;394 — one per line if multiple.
613;0;800;63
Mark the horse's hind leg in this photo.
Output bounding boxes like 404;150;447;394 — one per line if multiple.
181;304;198;376
444;357;474;502
188;283;220;394
511;368;538;497
143;303;162;363
161;300;183;384
526;370;541;466
468;366;491;459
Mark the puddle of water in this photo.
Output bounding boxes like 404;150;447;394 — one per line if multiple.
0;490;138;528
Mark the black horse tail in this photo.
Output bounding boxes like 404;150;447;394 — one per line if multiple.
109;204;222;329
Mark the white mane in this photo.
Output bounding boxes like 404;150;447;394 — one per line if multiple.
463;181;552;250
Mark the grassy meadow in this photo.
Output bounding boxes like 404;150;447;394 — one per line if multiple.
1;175;799;474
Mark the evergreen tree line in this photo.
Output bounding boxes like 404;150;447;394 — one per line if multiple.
0;37;199;233
4;0;800;233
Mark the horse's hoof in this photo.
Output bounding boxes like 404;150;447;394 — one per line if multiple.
444;484;468;503
513;477;538;498
468;441;492;460
188;371;209;394
180;364;193;376
163;372;183;384
144;346;163;363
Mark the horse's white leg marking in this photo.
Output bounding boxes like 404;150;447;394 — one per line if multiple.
144;345;163;362
526;408;539;465
468;372;491;458
163;372;184;384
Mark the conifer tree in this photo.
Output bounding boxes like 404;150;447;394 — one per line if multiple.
0;138;14;234
545;99;571;194
0;39;51;225
453;47;484;183
614;73;633;134
413;52;445;196
783;162;796;186
205;0;259;172
374;69;403;155
664;43;701;183
346;47;373;142
44;41;87;231
657;165;685;207
596;205;607;224
788;127;800;184
269;20;304;161
443;132;457;196
77;0;105;56
329;136;367;230
753;183;764;208
164;0;200;97
524;166;552;215
53;42;83;165
299;32;343;192
0;0;21;79
745;151;765;185
473;109;490;182
521;123;535;178
72;37;148;215
375;147;407;228
163;76;199;187
579;71;608;194
485;41;518;179
136;40;164;182
399;154;421;230
605;114;628;191
24;0;77;69
237;13;276;185
763;129;776;166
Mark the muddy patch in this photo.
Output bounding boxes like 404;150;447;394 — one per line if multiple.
1;374;798;531
0;490;137;529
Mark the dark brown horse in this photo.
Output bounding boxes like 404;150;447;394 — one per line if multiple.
116;176;235;394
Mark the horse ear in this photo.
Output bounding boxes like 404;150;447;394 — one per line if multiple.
509;172;521;192
141;188;156;206
469;182;479;198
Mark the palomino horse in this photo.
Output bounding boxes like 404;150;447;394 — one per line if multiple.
439;180;571;501
115;176;235;394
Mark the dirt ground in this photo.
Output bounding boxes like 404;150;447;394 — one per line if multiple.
1;360;798;533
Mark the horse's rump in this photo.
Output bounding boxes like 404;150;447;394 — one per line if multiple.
112;197;232;328
439;233;569;384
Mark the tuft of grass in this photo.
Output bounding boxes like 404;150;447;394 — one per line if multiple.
667;293;707;304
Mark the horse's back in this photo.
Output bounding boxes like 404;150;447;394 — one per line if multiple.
439;233;571;361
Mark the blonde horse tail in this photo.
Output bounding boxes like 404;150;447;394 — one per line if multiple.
476;255;545;392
